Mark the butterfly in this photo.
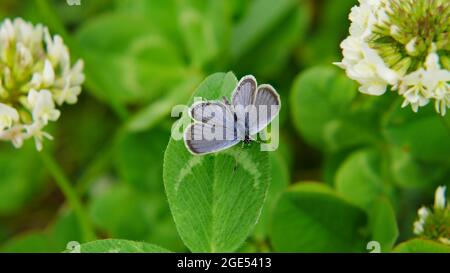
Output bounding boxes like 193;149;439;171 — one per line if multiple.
184;75;281;155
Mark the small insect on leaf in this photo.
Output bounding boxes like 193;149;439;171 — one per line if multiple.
184;75;281;155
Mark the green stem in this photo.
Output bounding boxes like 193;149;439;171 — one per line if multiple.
40;151;96;242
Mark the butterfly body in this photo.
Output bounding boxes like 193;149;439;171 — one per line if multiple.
243;135;252;145
184;75;281;155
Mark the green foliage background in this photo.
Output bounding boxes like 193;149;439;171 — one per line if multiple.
0;0;449;253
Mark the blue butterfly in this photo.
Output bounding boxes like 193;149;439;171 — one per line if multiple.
184;75;281;155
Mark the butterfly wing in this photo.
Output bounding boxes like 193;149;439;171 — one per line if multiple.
185;101;239;155
232;75;257;107
231;75;257;139
190;101;234;124
184;123;239;155
189;100;236;138
249;84;281;135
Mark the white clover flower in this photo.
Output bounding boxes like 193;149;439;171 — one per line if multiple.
336;0;450;115
0;18;84;150
418;206;430;220
28;89;61;124
0;103;19;131
412;185;449;244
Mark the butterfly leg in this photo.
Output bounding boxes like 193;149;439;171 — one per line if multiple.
222;96;231;106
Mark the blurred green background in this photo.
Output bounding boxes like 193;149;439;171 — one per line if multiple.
0;0;449;253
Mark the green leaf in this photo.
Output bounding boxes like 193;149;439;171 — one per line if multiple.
253;152;290;240
382;104;450;162
323;149;353;186
114;0;181;44
176;0;231;68
369;197;398;252
0;143;45;215
301;0;356;66
389;147;432;189
270;182;368;252
335;149;394;211
393;239;450;253
76;13;188;104
163;72;271;252
231;0;304;59
89;184;149;240
74;239;171;253
48;210;83;249
114;0;231;69
290;66;378;152
231;0;309;78
187;72;238;101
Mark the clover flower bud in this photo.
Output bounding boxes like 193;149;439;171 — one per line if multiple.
435;186;447;210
